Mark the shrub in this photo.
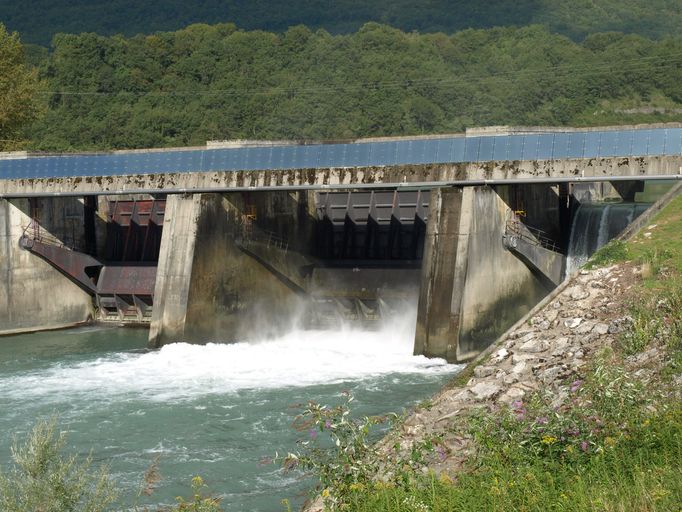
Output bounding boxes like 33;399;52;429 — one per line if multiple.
0;418;118;512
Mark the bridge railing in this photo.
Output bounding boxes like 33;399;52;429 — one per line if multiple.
504;215;560;253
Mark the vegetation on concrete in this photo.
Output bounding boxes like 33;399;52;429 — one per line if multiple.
0;20;680;151
3;0;682;46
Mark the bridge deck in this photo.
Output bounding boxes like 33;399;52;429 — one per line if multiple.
2;127;682;181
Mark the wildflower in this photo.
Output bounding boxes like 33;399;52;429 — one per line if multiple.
570;380;583;393
324;420;332;429
309;429;318;440
349;483;364;491
580;441;589;452
541;435;558;445
511;400;524;409
321;488;331;498
435;446;447;462
604;436;616;447
536;416;548;425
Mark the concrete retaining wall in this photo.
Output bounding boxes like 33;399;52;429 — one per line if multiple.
0;198;93;335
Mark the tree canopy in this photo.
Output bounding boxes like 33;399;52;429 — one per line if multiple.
26;23;682;151
0;24;43;150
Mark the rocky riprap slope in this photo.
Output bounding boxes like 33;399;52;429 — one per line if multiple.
386;262;663;475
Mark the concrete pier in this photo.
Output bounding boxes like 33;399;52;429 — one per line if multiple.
415;186;552;362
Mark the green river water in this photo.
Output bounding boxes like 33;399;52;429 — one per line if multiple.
0;317;460;511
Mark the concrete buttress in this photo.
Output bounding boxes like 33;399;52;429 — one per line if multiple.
415;187;472;362
415;186;552;363
148;194;201;346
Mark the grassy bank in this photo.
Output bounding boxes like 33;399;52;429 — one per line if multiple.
301;195;682;511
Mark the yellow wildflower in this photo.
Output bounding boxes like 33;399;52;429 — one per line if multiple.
541;435;558;445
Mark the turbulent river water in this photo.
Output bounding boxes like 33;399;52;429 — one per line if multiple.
0;314;460;510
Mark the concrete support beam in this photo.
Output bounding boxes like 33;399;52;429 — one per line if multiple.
148;194;201;347
610;180;645;201
415;187;472;362
415;186;552;363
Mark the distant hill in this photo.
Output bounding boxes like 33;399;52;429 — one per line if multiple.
2;0;681;46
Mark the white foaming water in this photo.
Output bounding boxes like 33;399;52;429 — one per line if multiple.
0;317;457;403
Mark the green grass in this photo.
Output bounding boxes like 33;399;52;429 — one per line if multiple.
584;239;630;269
627;194;682;274
341;393;682;511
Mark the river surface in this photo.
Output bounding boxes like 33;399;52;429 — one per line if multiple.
0;316;460;510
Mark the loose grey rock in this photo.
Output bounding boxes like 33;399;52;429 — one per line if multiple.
498;387;525;404
491;348;510;363
539;366;562;384
473;366;495;378
510;361;529;375
592;323;609;335
544;309;559;323
509;329;534;340
517;332;537;345
568;286;590;300
520;338;550;353
608;316;633;334
470;382;501;401
536;320;551;330
564;318;583;329
576;321;595;334
511;353;536;364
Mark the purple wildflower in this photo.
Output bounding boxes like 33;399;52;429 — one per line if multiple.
309;429;318;440
580;441;589;452
570;380;583;393
511;400;524;409
436;446;447;462
325;420;332;429
536;416;548;425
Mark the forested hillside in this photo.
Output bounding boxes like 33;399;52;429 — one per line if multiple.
2;0;681;46
25;23;682;151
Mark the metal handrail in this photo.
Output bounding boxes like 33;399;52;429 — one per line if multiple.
505;217;560;253
20;219;81;251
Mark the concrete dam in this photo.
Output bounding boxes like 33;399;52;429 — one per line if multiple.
1;124;681;362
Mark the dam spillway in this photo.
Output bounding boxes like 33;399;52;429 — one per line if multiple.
566;202;650;273
1;124;680;362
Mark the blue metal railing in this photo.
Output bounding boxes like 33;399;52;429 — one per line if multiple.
1;126;681;181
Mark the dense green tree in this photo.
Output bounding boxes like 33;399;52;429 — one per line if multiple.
24;23;682;151
0;24;43;150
